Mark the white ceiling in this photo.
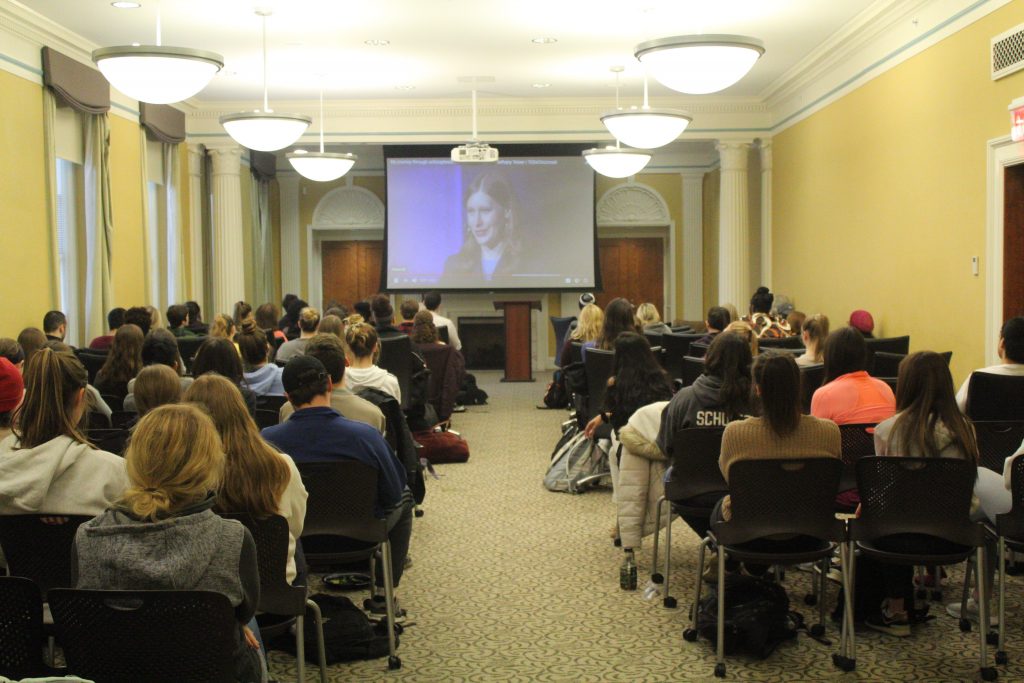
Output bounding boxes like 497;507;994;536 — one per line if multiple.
18;0;881;103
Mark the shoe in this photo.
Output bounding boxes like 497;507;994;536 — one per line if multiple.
364;595;407;624
946;599;998;626
865;608;911;637
452;404;466;413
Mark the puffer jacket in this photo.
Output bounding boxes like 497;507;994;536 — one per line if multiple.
615;401;669;550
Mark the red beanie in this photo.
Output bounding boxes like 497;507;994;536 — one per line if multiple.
850;310;874;335
0;357;24;413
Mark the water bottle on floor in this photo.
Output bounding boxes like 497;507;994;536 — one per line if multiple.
620;549;637;591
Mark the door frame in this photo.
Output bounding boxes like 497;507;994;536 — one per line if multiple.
313;233;385;308
595;230;672;317
986;136;1024;364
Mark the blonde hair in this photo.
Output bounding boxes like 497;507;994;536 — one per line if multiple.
345;322;379;359
725;320;759;356
317;314;344;338
636;303;661;326
145;305;163;330
133;364;182;416
209;314;235;340
13;347;90;449
802;314;831;362
570;304;604;342
184;375;289;517
298;307;321;333
120;404;225;521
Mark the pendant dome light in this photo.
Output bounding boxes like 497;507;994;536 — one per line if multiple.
287;86;357;182
584;68;651;178
634;34;764;95
220;10;311;152
92;3;222;104
601;71;691;149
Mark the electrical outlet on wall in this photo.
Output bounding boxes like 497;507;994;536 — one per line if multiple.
972;255;979;276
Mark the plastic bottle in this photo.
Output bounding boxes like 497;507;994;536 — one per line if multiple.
620;549;638;591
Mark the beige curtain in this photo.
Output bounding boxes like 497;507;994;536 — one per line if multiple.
163;142;184;304
139;128;153;306
42;88;60;311
251;172;274;306
83;114;114;344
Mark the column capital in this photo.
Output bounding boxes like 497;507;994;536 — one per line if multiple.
680;170;706;182
187;143;205;177
716;141;751;171
207;144;243;176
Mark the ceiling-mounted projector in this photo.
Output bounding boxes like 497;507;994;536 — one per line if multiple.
451;142;499;164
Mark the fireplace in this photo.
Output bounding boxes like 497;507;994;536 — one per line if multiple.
458;316;504;370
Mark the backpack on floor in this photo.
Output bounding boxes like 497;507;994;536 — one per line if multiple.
277;594;396;664
695;574;797;659
456;373;488;406
415;427;470;464
542;369;569;408
544;426;608;493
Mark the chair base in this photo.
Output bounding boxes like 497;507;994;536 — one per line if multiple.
832;653;856;672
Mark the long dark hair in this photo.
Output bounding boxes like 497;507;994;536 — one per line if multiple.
704;331;752;418
604;332;672;429
598;298;639;350
192;337;245;385
95;323;144;388
823;326;867;384
890;351;979;461
752;352;802;437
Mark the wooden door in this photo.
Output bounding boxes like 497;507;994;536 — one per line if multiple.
322;241;383;306
596;237;665;314
1005;164;1024;320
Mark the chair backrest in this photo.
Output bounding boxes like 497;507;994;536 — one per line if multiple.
966;372;1024;421
0;576;46;680
689;341;710;358
838;423;876;491
49;588;237;683
661;332;705;380
175;335;206;374
664;427;726;502
254;408;280;430
74;349;107;385
871;351;906;378
0;515;92;597
671;325;695;333
757;335;805;350
799;363;824;414
864;335;911;355
550;316;576;356
86;410;110;430
973;420;1024;473
417;343;458;421
718;458;844;546
570;341;584;365
996;455;1024;540
437;325;450;344
296;460;386;544
218;513;304;616
680;356;704;388
256;394;288;413
643;331;664;349
854;456;982;546
377;334;413;410
109;410;137;429
583;348;615;421
86;427;130;456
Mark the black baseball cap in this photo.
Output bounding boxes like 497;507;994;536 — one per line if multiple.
281;355;329;393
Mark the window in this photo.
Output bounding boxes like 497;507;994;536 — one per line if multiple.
145;139;181;309
55;159;82;345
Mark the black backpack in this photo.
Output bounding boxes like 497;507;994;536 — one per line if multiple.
696;574;797;659
542;369;569;408
278;594;397;664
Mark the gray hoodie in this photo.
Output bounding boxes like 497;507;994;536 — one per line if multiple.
656;374;745;456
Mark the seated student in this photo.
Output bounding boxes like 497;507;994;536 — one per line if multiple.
344;322;401;403
585;332;673;437
283;298;310;341
559;303;603;368
422;291;462;351
787;310;807;337
166;304;197;338
695;306;731;346
234;301;253;329
71;404;266;683
398;300;419;335
275;307;320;363
16;328;47;365
192;337;258;415
615;399;671;551
849;309;875;339
43;310;67;343
278;333;386;433
724;320;759;357
277;294;298;333
955;316;1024;411
185;300;209;335
0;358;24;442
186;374;308;585
795;314;830;368
209;313;236;341
811;326;895;425
636;303;672;336
123;329;192;412
94;323;144;403
742;287;791;339
123;306;152;336
132;364;183;417
262;356;413;621
145;305;163;330
0;338;25;371
371;294;403;338
410;310;444;346
255;302;285;344
0;347;128;515
89;307;125;350
236;321;284;397
43;341;112;420
317;314;344;339
592;298;639;352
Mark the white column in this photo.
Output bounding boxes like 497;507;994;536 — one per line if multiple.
278;171;301;297
759;140;773;291
681;171;704;320
208;144;245;316
187;144;205;304
717;141;752;309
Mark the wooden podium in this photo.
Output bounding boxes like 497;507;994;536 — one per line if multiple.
494;300;541;382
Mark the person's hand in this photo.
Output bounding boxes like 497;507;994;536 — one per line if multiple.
243;625;260;650
584;414;603;440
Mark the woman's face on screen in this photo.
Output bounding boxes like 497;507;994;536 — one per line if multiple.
466;190;506;248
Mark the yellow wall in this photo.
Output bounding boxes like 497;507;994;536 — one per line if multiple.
772;1;1024;385
108;115;147;307
0;70;51;334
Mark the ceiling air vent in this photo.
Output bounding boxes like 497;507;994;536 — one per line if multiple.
992;23;1024;81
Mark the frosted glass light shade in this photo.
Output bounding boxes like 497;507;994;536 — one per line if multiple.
287;151;358;182
635;35;764;95
92;46;224;104
601;108;692;149
220;112;312;152
582;146;651;178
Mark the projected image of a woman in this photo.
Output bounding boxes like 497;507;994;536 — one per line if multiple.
442;172;522;282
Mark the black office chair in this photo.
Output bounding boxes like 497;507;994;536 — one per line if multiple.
254;409;280;430
757;335;805;350
965;373;1024;421
221;513;327;683
86;427;131;456
688;341;710;358
297;460;402;670
437;325;450;344
0;576;54;679
74;349;107;385
582;348;615;423
256;394;288;413
378;335;414;411
680;356;704;388
643;331;664;349
661;332;705;381
864;335;911;355
176;335;207;374
683;458;846;679
973;421;1024;473
50;589;238;683
0;515;92;597
569;341;584;365
800;363;825;414
837;423;876;497
849;457;993;680
871;351;906;377
550;316;576;360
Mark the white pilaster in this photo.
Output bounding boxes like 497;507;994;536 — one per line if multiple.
717;141;752;309
187;144;205;304
759;140;773;291
207;144;244;316
681;171;704;320
278;172;301;297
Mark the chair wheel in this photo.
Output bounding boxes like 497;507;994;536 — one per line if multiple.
987;631;999;646
663;596;677;609
683;628;698;642
810;623;825;638
980;666;998;681
388;655;402;670
996;651;1008;665
832;654;856;672
960;618;972;632
804;594;818;606
714;663;726;678
414;508;424;518
651;572;664;584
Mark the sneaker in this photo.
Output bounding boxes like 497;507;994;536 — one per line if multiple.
865;608;911;637
946;599;998;626
364;595;408;624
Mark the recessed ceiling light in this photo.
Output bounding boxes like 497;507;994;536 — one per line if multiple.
394;85;416;90
365;39;390;47
531;37;557;44
111;1;141;7
532;83;551;88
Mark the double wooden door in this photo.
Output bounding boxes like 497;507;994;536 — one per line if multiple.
322;240;383;306
596;237;665;315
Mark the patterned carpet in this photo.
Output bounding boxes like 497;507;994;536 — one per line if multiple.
268;371;1024;682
